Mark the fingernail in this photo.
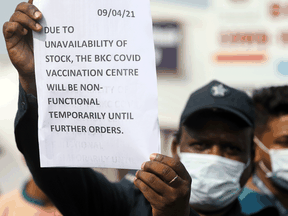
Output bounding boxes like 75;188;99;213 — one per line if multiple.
36;23;42;30
135;171;139;176
34;11;41;19
150;153;157;161
141;162;145;170
134;177;137;181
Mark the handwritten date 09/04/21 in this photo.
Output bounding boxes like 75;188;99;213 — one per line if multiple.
97;9;135;18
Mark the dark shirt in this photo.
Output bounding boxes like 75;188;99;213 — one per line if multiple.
14;84;199;216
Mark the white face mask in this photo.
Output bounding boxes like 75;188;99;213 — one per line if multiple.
179;151;250;212
254;136;288;190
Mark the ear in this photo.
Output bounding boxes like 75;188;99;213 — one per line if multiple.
171;137;180;159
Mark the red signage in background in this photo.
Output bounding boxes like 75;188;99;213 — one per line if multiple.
270;3;288;18
216;53;266;62
217;31;268;63
221;32;268;45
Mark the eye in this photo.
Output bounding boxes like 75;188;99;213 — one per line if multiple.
189;142;207;151
274;136;288;146
275;141;288;147
223;144;242;154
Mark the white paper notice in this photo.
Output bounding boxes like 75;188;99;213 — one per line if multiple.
33;0;160;169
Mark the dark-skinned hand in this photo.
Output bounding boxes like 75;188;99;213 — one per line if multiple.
3;0;41;96
134;153;192;216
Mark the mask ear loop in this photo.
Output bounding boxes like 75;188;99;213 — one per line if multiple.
254;137;273;178
177;146;181;157
259;161;273;178
254;136;269;153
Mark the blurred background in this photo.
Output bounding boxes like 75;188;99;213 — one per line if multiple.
1;0;288;193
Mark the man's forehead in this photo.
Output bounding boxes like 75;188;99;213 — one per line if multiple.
181;121;253;142
184;110;248;131
266;115;288;137
182;125;247;137
180;126;252;151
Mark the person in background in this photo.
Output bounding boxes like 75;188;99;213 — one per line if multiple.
239;85;288;216
0;177;62;216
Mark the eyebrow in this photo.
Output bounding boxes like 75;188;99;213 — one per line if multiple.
274;135;288;142
187;134;244;147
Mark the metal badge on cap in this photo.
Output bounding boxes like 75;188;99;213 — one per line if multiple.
210;84;230;97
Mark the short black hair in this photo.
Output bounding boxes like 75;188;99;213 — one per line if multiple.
252;85;288;134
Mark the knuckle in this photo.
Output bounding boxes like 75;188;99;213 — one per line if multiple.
147;175;156;184
161;167;172;176
10;11;22;22
3;22;17;38
28;4;37;14
16;2;26;11
2;22;8;32
170;160;181;170
140;183;149;192
13;11;22;19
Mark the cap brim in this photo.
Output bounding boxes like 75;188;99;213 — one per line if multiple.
182;105;253;127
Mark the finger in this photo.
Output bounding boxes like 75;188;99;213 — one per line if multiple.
150;154;191;182
142;160;181;185
134;178;162;205
16;2;42;20
3;22;28;39
136;170;170;195
10;11;42;32
28;0;33;4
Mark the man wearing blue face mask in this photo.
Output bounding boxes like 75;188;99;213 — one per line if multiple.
239;86;288;216
169;80;278;216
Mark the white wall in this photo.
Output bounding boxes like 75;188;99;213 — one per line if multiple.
151;1;214;128
151;0;288;129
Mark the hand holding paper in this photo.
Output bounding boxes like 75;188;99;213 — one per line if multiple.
4;2;194;216
5;0;161;169
134;153;192;216
3;0;41;95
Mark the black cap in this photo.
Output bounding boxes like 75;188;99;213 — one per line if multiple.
180;80;255;127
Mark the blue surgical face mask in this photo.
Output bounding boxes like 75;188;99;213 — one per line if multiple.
254;136;288;190
179;150;250;212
